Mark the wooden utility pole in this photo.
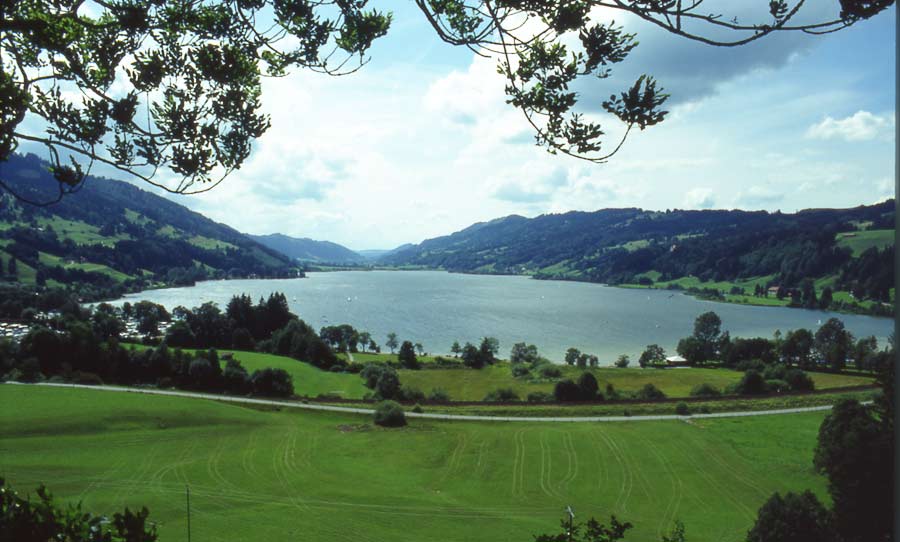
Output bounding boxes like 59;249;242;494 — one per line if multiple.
186;485;192;542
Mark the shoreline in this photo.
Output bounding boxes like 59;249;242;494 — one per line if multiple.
300;267;893;320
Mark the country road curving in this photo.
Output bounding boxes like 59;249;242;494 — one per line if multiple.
4;381;863;423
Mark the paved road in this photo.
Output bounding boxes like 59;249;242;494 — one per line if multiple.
5;381;861;423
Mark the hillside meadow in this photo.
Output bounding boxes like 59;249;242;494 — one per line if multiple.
0;385;832;542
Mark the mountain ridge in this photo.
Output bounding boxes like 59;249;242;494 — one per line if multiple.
381;201;894;313
0;153;300;300
248;233;364;263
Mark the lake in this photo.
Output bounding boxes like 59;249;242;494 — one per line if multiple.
109;270;893;363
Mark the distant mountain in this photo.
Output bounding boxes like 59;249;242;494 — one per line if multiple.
357;243;415;260
249;233;363;263
383;203;894;307
0;153;300;298
356;249;390;260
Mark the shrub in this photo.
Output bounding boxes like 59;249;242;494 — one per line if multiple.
554;379;581;402
733;369;768;395
72;371;103;385
250;367;293;397
527;391;554;403
373;400;406;427
765;379;790;393
375;369;401;400
537;363;562;379
735;359;766;373
576;372;600;401
614;354;630;368
763;363;788;381
427;388;450;402
360;363;387;388
675;402;690;416
400;385;426;403
511;364;531;377
690;383;722;397
603;383;621;401
433;357;462;368
484;387;520;402
785;368;815;391
635;383;666;401
411;404;423;413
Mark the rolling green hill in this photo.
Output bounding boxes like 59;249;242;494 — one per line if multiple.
383;203;894;313
0;153;301;300
1;385;834;542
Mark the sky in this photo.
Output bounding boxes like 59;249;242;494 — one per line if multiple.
20;2;898;250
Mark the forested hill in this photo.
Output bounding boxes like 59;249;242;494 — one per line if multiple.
383;203;894;311
0;153;300;300
248;233;363;263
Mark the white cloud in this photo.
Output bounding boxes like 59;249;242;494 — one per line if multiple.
736;185;784;207
805;111;895;142
64;3;890;250
873;177;894;202
683;188;716;209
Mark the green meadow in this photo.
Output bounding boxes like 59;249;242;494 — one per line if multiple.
835;229;893;257
134;347;872;402
1;385;832;542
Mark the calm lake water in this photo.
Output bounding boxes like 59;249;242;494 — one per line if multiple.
110;271;893;364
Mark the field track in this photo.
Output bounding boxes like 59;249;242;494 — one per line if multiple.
5;381;854;422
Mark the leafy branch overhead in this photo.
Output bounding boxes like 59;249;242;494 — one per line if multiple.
0;0;892;203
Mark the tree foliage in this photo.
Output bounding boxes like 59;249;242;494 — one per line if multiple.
373;400;406;427
0;479;157;542
2;1;889;202
398;340;420;369
533;513;632;542
813;398;893;542
746;491;837;542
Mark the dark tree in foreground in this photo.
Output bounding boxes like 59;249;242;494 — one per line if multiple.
814;399;893;542
3;1;887;203
0;479;157;542
746;491;837;542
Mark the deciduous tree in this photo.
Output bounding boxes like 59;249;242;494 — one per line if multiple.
4;1;885;204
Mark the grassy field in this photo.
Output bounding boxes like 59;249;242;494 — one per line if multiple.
127;347;873;402
36;217;131;247
225;351;368;399
836;229;893;257
0;385;834;542
124;347;369;399
38;252;134;282
620;271;893;313
395;364;870;402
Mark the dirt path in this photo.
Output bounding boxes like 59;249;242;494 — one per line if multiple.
5;382;862;423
